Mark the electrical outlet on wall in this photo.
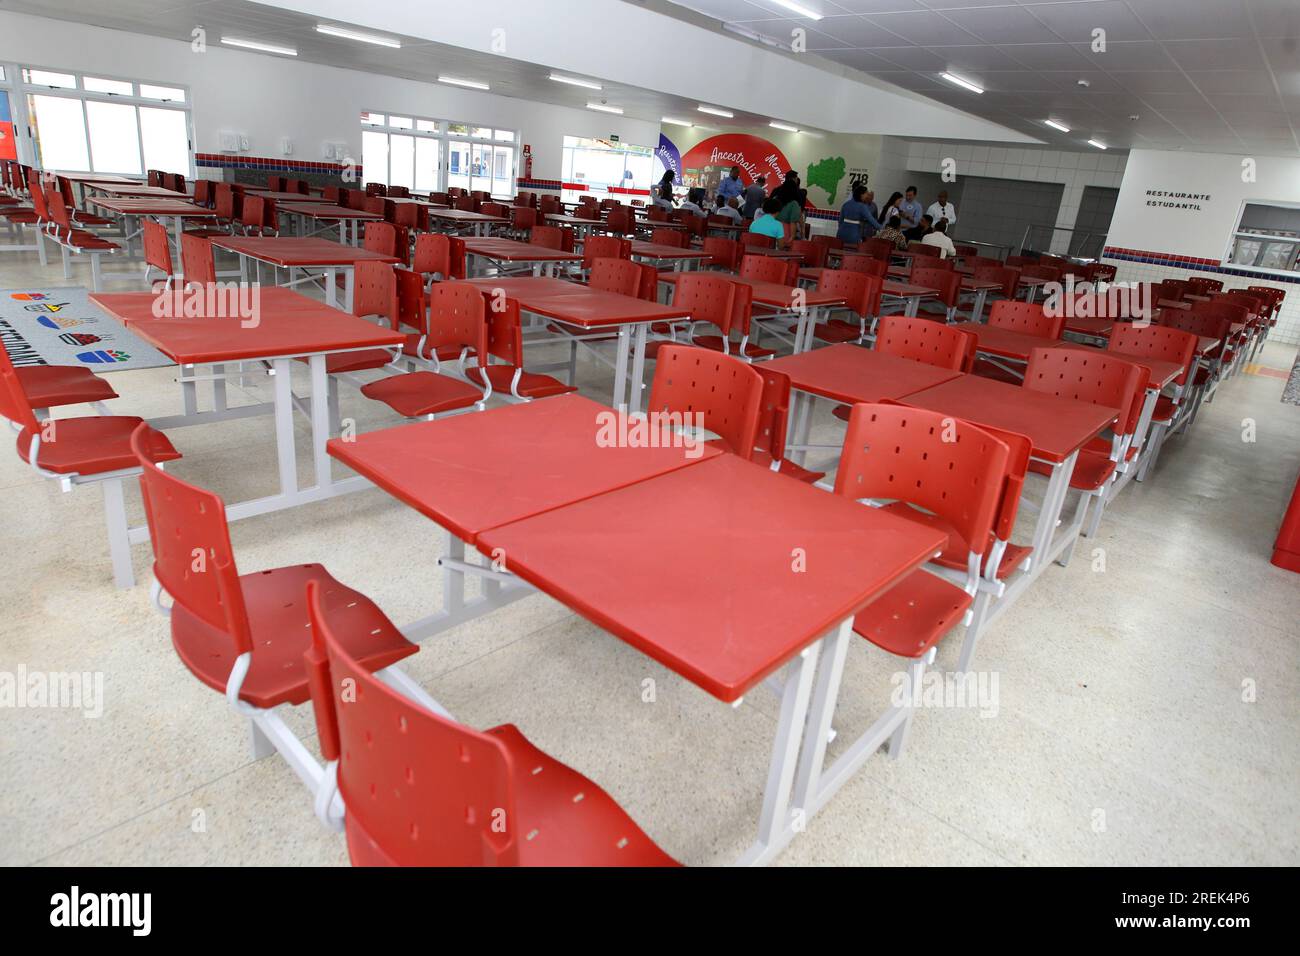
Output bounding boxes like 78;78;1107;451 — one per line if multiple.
239;135;250;151
219;130;238;152
281;137;293;156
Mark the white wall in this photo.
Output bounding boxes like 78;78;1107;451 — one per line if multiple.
0;10;659;183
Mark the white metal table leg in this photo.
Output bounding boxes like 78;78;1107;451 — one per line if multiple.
308;355;332;488
904;294;920;317
611;325;632;412
271;357;299;495
344;268;355;314
325;266;338;308
102;476;135;589
628;323;649;415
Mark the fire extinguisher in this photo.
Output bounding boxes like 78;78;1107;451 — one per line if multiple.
522;144;533;182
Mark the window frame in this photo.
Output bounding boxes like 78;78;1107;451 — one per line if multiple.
1225;199;1300;276
360;110;519;197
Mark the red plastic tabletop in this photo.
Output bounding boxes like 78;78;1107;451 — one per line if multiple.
463;238;583;262
90;184;188;198
882;279;940;299
61;173;137;184
89;289;403;364
1063;316;1115;337
951;321;1064;361
630;241;710;260
764;344;963;404
282;203;382;220
327;394;720;544
902;374;1119;463
427;208;509;223
239;190;322;203
90;198;215;216
545;214;603;226
463;277;691;327
745;248;804;260
1057;343;1181;389
476;454;948;701
660;272;845;309
212;236;400;266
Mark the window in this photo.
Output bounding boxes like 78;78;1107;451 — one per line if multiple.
17;66;191;175
359;111;517;196
561;136;653;204
1228;202;1300;274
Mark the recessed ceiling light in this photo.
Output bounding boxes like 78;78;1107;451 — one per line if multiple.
1044;119;1071;133
1087;139;1107;149
940;73;983;95
438;75;490;90
550;73;602;90
771;0;824;20
769;121;799;133
315;24;401;48
220;36;297;56
698;104;734;118
662;117;693;127
587;102;623;115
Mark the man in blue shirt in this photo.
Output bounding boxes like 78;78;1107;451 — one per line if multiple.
717;166;745;204
898;185;924;230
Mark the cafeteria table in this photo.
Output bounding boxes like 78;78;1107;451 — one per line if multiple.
279;203;383;246
951;320;1064;379
328;396;948;865
85;183;189;200
463;276;691;412
58;172;139;206
1017;275;1052;302
1062;316;1115;343
237;189;321;204
427;207;509;237
211;236;401;311
85;196;217;264
764;344;965;466
544;213;604;238
630;240;710;271
463;237;584;278
657;272;848;354
87;287;405;587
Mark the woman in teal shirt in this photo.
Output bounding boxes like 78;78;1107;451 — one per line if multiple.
749;197;785;240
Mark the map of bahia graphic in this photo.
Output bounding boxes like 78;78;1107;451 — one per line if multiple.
806;156;847;205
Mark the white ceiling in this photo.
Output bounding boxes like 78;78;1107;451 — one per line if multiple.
670;0;1300;156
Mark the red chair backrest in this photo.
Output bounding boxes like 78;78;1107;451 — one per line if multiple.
646;344;764;460
290;179;311;195
1107;323;1198;387
424;280;489;363
510;206;537;232
302;579;520;866
582;234;631;270
538;195;561;214
789;239;828;268
874;314;975;372
413;233;467;280
387;185;410;198
240;195;266;231
192;180;213;208
0;341;40;431
1187;275;1223;295
818;268;882;320
530;225;564;249
352;261;398;328
651;227;686;248
909;243;941;259
860;237;895;260
988;300;1064;339
1023;347;1146;440
966;255;1001;270
213;183;237;221
606;207;636;235
755;366;794;465
143;220;174;278
741;233;774;250
481;201;510;218
839;254;888;279
181;235;217;286
1156;278;1188;303
386;200;418;229
589;258;643;297
702;237;742;271
834;403;1009;559
910;266;962;309
363;221;397;257
671;272;737;337
973;265;1019;299
455;195;478;212
365;182;387;197
322;186;341;204
811;235;843;251
739;254;795;286
1155;310;1232;357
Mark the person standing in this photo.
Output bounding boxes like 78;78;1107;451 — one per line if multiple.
717;166;744;205
897;185;923;230
880;191;904;224
836;183;882;246
864;189;880;235
654;170;676;209
741;174;767;219
927;190;957;232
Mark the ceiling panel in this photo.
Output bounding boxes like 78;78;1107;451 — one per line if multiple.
861;9;985;45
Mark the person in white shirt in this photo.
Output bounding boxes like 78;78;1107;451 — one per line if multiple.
713;196;742;222
677;186;708;217
920;220;956;259
926;191;957;231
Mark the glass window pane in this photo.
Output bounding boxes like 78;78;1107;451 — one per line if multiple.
447;122;469;135
389;134;414;190
25;69;76;89
495;129;514;142
389;115;412;129
471;143;491;192
362;130;389;186
0;67;6;83
471;126;491;140
360;111;385;126
139;107;190;176
29;94;89;170
415;137;439;193
139;84;185;102
447;140;470;192
492;145;513;196
416;119;438;133
84;77;134;96
86;100;141;174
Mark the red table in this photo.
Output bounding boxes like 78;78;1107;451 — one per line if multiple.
86;197;217;265
279;203;383;246
427;207;509;237
87;183;188;199
240;189;322;204
544;213;604;238
463;237;583;277
630;241;710;271
213;236;402;310
659;272;847;354
89;288;404;578
951;320;1063;379
331;398;946;864
463;276;691;412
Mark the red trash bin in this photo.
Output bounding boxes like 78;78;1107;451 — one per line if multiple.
1271;469;1300;573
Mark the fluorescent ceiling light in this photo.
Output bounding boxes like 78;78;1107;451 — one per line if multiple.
771;0;824;20
769;121;799;133
315;24;400;48
220;36;297;56
940;72;983;94
587;102;623;115
721;22;782;48
698;104;734;118
438;75;489;90
1044;119;1070;133
1088;139;1107;149
662;116;693;127
550;73;602;90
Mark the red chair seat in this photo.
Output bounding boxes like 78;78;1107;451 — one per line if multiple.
851;568;971;659
183;227;231;239
831;403;853;423
1;208;38;223
16;416;179;475
1152;396;1177;423
750;447;824;483
17;366;118;408
878;501;1031;580
1193;366;1211;387
56;228;118;250
400;334;473;363
360;371;483;417
797;318;860;344
477;364;577;399
691;334;775;360
294;349;394;375
1084;436;1137;462
72;212;115;227
171;564;417;710
1027;450;1116;491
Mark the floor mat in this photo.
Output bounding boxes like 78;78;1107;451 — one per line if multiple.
0;286;170;372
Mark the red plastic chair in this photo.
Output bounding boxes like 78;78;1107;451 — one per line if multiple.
412;233;467;282
645;344;764;459
908;243;941;260
508;205;537;238
650;272;736;360
701;237;741;271
1153;310;1230;423
142;219;176;289
581;234;631;271
741;233;774;251
808;269;883;346
650;227;686;249
302;580;677;866
55;176;114;228
529;225;565;249
887;266;961;323
860;237;896;260
360;279;490;419
1107;323;1197;480
739;254;796;286
471;296;579;400
973;265;1020;301
832;403;1009;741
455;194;478;212
1187;275;1223;296
987;300;1065;339
180;234;217;287
751;366;823;484
691;281;774;361
838;254;888;279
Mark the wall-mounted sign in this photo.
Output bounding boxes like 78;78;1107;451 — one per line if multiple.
610;134;620;143
655;133;681;179
1145;189;1211;211
680;133;792;191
